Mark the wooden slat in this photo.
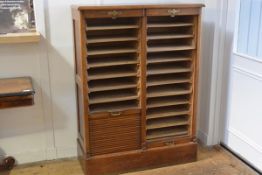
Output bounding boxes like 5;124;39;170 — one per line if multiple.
90;84;137;92
148;45;195;53
86;25;139;31
147;117;189;130
90;130;140;141
147;127;188;140
147;86;192;98
87;48;137;56
90;116;140;129
88;70;137;81
89;82;137;92
90;101;138;114
147;34;194;40
89;92;138;104
147;76;191;87
88;36;138;44
147;66;192;76
147;56;191;64
88;59;138;68
147;97;189;108
147;23;193;28
147;109;190;119
89;113;141;155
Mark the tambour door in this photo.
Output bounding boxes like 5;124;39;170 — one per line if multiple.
145;8;200;146
84;9;143;156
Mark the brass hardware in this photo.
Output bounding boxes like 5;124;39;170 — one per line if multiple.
110;111;122;116
165;141;175;146
142;142;147;151
168;9;180;17
23;89;31;92
192;137;198;143
108;10;122;19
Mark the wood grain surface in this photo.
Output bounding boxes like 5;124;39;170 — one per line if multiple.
0;77;35;109
1;146;258;175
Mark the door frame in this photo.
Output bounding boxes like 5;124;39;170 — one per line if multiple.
206;0;241;145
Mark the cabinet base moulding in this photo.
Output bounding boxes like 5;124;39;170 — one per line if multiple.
78;141;197;175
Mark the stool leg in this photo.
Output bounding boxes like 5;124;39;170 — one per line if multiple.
0;156;15;171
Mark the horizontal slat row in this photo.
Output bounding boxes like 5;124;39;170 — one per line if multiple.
86;24;139;31
86;17;141;117
146;15;196;140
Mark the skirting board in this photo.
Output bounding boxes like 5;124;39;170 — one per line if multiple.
222;128;262;172
78;141;197;175
197;130;208;145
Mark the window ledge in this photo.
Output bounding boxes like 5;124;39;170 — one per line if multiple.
0;32;41;44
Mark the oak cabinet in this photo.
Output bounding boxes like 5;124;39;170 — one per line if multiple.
72;4;204;175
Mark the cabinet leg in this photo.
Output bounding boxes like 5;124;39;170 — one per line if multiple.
0;157;15;171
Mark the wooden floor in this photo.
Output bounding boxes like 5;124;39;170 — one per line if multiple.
1;146;259;175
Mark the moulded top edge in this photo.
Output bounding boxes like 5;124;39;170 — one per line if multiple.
72;4;205;11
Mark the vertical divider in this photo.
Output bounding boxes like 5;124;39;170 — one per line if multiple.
140;9;148;149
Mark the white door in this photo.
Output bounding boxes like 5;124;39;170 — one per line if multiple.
221;0;262;172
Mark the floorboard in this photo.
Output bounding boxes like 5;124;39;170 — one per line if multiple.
0;145;258;175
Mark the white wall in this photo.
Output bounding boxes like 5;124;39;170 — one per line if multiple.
0;0;218;164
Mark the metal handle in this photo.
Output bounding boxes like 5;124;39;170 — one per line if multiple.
168;9;180;17
110;111;122;116
165;141;175;146
108;10;122;19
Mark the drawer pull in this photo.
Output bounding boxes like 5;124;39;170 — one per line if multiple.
110;111;122;116
168;9;180;17
108;10;122;19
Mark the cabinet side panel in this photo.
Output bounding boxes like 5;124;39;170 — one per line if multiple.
73;18;85;147
73;12;90;155
193;9;202;137
192;11;202;139
80;13;91;155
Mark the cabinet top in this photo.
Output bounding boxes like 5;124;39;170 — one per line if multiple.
72;4;205;11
